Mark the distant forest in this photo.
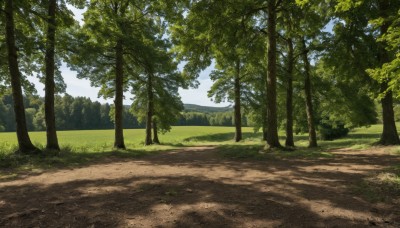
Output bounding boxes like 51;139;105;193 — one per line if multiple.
0;94;246;132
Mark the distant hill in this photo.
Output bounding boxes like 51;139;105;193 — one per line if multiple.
183;104;232;113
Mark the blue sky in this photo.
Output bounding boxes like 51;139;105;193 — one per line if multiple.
30;6;230;107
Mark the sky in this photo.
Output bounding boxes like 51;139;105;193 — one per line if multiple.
31;6;334;108
30;6;231;107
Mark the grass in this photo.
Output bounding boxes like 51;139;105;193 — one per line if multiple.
0;124;395;174
354;165;400;202
216;144;334;160
0;127;261;150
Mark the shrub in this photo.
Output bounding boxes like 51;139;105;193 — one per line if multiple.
319;123;349;140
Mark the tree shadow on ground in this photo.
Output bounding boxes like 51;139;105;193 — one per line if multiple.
183;132;262;142
0;174;386;227
181;131;382;147
0;148;165;182
1;145;399;227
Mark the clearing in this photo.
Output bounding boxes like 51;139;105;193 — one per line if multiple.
0;145;399;227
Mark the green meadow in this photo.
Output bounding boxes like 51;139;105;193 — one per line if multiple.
0;123;395;153
0;124;396;162
0;126;262;152
0;124;395;150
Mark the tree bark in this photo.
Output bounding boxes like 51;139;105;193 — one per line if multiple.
145;74;154;146
44;0;60;151
377;0;400;145
265;0;281;148
5;0;40;154
262;118;267;141
114;40;125;149
285;38;294;147
380;87;399;144
153;121;160;144
301;39;318;148
233;60;242;142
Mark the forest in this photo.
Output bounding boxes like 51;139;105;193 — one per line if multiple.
1;0;400;227
0;94;244;131
1;0;400;153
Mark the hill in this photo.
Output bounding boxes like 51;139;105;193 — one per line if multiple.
183;104;232;113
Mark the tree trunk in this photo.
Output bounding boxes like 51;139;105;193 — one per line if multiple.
377;0;399;145
44;0;60;151
114;40;125;149
285;38;294;147
233;60;242;142
5;0;39;154
145;74;154;146
380;87;399;144
153;121;160;144
262;121;267;141
301;39;318;148
265;0;281;148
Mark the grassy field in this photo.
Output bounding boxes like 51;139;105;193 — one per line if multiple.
0;124;398;171
0;126;263;152
0;124;390;151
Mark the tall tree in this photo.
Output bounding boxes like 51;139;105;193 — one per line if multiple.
301;39;318;147
172;0;265;143
284;37;295;147
4;0;40;153
44;0;59;150
280;3;298;147
145;72;154;145
368;1;400;145
329;0;400;145
265;0;281;148
130;38;184;145
71;0;183;148
294;0;332;147
70;0;138;149
208;60;245;142
153;121;160;144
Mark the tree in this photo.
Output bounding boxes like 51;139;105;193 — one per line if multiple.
208;60;243;142
129;39;184;145
326;0;400;145
70;0;137;149
264;0;282;148
301;39;318;147
366;1;400;144
44;0;59;150
172;0;275;144
3;0;40;153
367;10;400;97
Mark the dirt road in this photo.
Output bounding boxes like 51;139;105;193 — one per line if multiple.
0;146;399;227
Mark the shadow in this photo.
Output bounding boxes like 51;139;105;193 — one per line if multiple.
181;131;381;147
0;173;382;227
346;133;381;139
183;132;262;142
1;145;399;227
0;148;167;182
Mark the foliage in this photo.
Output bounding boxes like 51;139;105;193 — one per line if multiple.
0;94;252;132
183;104;231;113
367;10;400;98
319;122;349;140
129;24;185;134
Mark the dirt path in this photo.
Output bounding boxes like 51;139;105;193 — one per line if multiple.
0;146;399;227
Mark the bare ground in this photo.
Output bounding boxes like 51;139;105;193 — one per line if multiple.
0;146;399;227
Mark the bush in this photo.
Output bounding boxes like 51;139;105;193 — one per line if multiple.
319;123;349;140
